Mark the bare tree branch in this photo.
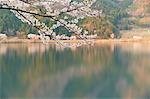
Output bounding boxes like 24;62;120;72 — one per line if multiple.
0;6;55;18
0;0;99;46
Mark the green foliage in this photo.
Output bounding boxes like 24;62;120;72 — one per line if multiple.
81;17;114;38
119;18;132;30
40;17;56;27
0;9;38;35
54;26;72;36
92;0;132;37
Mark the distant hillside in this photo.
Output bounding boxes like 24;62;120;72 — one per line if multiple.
128;0;150;28
130;0;150;16
0;10;37;36
120;0;150;38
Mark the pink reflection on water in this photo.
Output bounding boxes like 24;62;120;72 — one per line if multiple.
0;44;7;55
27;44;50;55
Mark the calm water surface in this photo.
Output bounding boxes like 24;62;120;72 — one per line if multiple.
1;43;150;99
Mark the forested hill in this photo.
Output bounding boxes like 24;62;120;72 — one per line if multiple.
131;0;150;16
122;0;150;31
0;0;149;38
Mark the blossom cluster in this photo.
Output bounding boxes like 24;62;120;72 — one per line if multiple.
0;0;102;46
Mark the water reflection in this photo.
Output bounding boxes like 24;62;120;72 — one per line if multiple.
0;43;150;98
0;44;7;55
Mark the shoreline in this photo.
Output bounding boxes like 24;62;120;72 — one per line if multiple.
1;38;150;44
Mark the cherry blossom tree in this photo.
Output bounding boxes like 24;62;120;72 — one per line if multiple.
0;0;102;46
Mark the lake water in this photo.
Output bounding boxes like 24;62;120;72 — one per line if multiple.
1;43;150;99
